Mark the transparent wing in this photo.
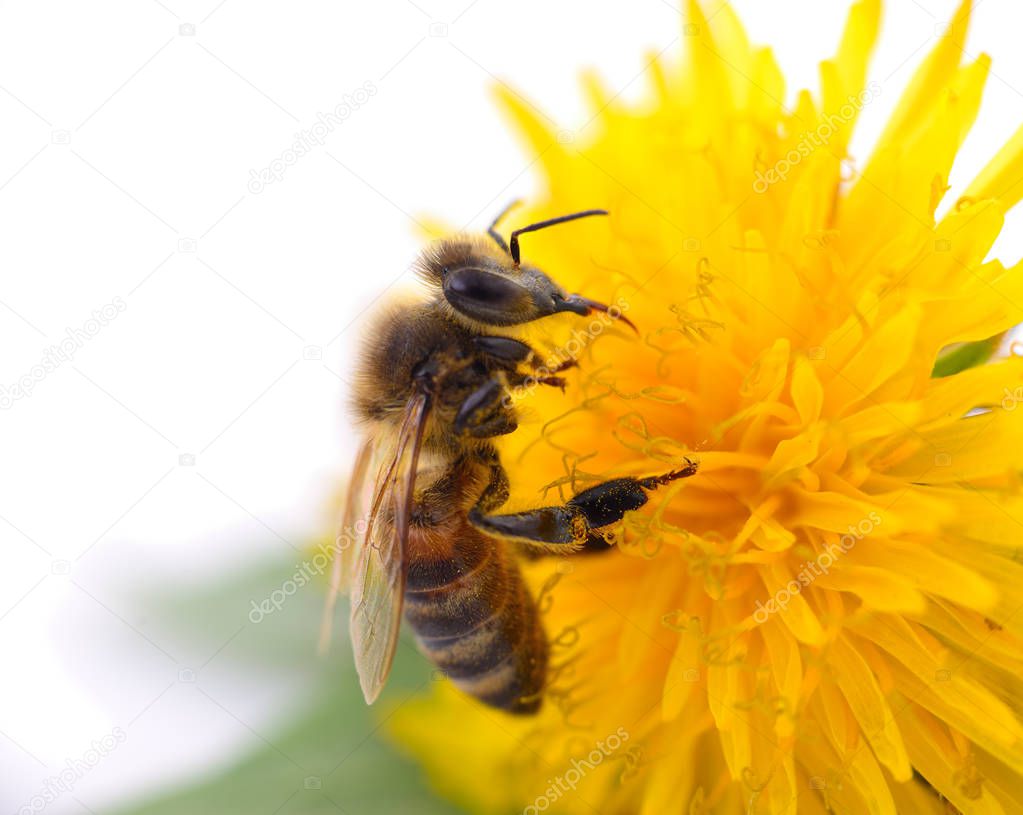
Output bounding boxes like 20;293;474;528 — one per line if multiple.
349;391;430;704
318;437;376;653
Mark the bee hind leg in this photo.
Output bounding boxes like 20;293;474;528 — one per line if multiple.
468;459;698;549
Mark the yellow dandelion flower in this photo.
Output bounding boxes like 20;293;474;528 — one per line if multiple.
388;1;1023;812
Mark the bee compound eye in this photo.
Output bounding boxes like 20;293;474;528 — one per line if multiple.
443;268;534;325
446;268;521;304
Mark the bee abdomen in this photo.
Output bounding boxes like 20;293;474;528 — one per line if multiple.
404;536;505;638
446;579;548;714
416;574;525;679
405;529;547;713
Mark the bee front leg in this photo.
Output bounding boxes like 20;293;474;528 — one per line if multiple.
453;377;517;437
467;460;699;550
473;336;534;365
473;336;578;379
506;370;568;392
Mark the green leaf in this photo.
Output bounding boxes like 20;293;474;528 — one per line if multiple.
113;671;460;815
931;334;1003;378
112;552;462;815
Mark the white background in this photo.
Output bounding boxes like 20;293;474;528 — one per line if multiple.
2;0;1021;812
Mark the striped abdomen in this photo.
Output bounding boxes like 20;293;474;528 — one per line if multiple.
404;520;548;713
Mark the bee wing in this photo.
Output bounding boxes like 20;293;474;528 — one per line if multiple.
349;391;430;704
318;437;376;653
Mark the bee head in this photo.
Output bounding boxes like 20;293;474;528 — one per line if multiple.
416;208;635;331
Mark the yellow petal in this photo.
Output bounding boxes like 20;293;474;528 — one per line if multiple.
874;0;972;150
830;633;912;780
885;408;1023;484
962;119;1023;212
816;565;927;615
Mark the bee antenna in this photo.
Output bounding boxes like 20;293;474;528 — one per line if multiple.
486;200;522;255
509;209;609;266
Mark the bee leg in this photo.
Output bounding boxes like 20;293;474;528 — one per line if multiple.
506;371;567;392
534;375;567;391
473;337;579;378
474;446;511;512
454;378;517;438
473;335;533;365
468;459;698;547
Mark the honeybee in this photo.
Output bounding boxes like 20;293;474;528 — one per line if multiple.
322;204;697;713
